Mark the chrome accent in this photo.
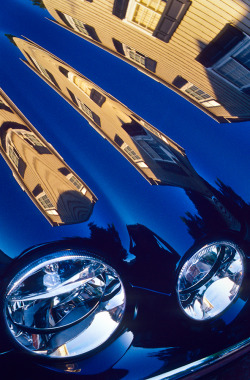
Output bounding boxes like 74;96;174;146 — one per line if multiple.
177;241;244;320
5;251;126;358
147;336;250;380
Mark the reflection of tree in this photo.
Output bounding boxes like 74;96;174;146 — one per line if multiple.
5;34;17;46
127;224;180;293
181;180;248;240
30;0;45;8
88;222;127;261
215;179;250;222
64;223;127;262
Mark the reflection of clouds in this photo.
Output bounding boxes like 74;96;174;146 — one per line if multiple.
113;346;165;380
62;311;118;356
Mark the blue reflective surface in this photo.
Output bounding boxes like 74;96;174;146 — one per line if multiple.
0;0;250;379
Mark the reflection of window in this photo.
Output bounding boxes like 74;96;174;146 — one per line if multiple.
30;57;51;81
196;24;250;94
8;146;19;169
123;144;141;161
122;0;190;42
68;73;106;106
172;76;221;107
57;12;101;42
135;137;175;162
126;0;166;34
76;98;94;119
185;85;211;101
112;39;157;72
69;175;82;190
213;39;250;91
37;192;54;210
23;133;43;147
75;97;101;126
69;73;92;96
124;45;146;65
65;14;89;35
29;56;60;89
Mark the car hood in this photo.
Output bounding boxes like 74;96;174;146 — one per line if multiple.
0;1;250;277
0;1;250;378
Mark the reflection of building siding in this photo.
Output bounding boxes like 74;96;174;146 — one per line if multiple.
43;0;250;123
14;38;210;195
0;89;97;226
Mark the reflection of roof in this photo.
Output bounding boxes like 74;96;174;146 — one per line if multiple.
0;121;29;152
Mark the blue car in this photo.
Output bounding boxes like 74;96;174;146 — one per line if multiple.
0;0;250;379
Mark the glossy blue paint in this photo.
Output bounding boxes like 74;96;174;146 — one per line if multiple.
0;1;250;379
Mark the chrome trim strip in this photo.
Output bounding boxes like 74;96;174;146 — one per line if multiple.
147;336;250;379
0;350;12;356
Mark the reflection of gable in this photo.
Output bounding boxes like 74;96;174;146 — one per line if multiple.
0;88;97;226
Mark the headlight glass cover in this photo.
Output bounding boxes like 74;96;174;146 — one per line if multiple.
4;250;126;358
177;241;244;320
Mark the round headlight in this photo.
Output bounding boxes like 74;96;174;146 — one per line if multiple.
4;250;126;358
177;241;244;320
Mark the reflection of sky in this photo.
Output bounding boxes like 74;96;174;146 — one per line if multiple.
113;345;166;379
0;0;250;259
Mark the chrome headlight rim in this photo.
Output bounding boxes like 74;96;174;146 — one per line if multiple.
176;240;245;322
1;244;128;360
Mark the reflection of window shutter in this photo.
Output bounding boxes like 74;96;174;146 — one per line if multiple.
0;103;13;113
67;89;77;105
112;0;129;19
18;158;27;179
92;112;101;127
154;0;191;42
145;58;157;73
90;89;106;107
114;135;124;147
84;25;101;43
59;66;69;77
33;146;51;155
56;10;71;28
32;184;43;197
46;70;60;90
112;39;125;55
196;24;245;67
122;119;147;136
172;76;188;88
58;167;71;176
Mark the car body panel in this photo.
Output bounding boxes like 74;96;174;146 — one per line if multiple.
0;0;250;379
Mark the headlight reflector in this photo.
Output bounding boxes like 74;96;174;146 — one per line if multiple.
177;242;244;320
4;250;126;357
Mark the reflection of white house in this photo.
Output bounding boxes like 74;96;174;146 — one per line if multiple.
211;36;250;93
0;89;97;226
13;37;212;194
43;0;250;123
